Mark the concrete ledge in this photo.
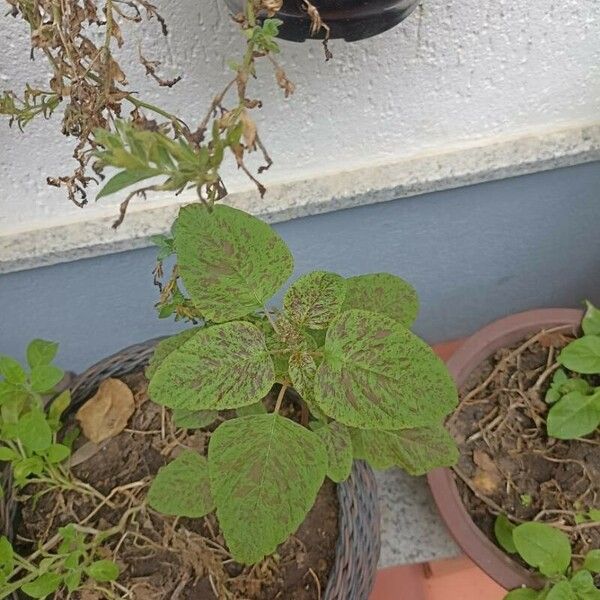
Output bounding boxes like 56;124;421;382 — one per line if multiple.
1;121;599;274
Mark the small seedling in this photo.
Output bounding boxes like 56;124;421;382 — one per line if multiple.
145;204;460;564
0;526;119;599
495;517;600;599
545;302;600;440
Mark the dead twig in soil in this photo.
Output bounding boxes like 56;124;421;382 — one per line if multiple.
305;567;322;600
460;325;574;405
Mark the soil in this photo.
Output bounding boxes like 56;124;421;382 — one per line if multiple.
16;373;339;599
448;327;600;572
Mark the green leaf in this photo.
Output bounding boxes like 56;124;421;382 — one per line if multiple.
0;447;17;462
30;364;64;393
21;573;62;598
26;340;59;369
289;351;317;403
209;414;327;564
0;356;26;384
236;402;267;417
512;522;572;577
85;559;120;582
0;537;13;575
145;327;203;380
558;336;600;374
314;310;457;429
504;589;543;600
570;570;600;599
147;451;214;518
495;514;518;554
47;390;71;430
342;273;419;327
17;409;52;453
350;423;458;474
96;168;158;200
64;570;82;593
546;581;575;600
13;456;44;482
545;369;569;404
583;549;600;573
311;421;353;483
172;409;218;429
283;271;346;329
175;204;294;323
46;444;71;464
149;322;275;411
546;390;600;440
582;301;600;336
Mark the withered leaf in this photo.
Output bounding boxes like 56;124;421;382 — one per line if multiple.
76;378;135;443
472;449;502;495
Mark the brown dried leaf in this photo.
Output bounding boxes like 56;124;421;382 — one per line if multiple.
76;378;135;443
472;449;502;495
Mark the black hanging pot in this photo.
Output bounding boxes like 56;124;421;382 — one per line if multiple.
224;0;421;42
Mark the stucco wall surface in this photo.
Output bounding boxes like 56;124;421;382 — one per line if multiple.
1;0;599;231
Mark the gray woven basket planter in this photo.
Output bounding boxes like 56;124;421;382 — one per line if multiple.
4;337;381;600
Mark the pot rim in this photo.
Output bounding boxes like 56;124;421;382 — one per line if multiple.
427;308;583;592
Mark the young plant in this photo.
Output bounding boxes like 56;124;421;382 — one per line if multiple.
545;302;600;440
0;525;119;599
0;341;75;490
495;517;600;599
145;203;459;564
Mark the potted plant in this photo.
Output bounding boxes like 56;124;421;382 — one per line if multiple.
0;207;460;598
428;305;600;596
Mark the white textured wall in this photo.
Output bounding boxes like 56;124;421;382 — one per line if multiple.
1;0;599;232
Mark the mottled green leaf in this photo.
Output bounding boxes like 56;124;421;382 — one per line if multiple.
584;549;600;573
236;402;267;417
512;522;571;577
558;336;600;374
172;408;218;429
289;351;317;403
21;573;62;598
342;273;419;327
64;570;82;593
17;409;52;453
209;414;327;564
495;514;517;554
147;451;214;518
314;310;457;430
283;271;346;329
311;421;353;483
26;339;58;368
350;423;458;474
0;356;26;384
547;390;600;439
145;327;203;380
582;301;600;336
175;204;294;322
85;559;120;582
546;581;575;600
149;321;275;411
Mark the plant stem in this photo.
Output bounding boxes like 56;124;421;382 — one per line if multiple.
274;385;288;414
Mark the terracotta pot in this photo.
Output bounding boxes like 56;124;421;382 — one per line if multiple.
223;0;420;42
427;308;583;592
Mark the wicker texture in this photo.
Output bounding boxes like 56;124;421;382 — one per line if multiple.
5;338;381;599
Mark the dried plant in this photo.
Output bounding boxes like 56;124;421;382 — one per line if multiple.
1;0;319;221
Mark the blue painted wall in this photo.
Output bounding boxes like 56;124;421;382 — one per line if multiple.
1;162;599;373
